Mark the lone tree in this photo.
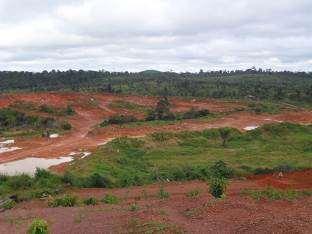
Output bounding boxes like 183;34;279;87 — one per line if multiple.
218;128;231;147
146;97;175;121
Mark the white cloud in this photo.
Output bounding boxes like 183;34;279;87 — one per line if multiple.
0;0;311;71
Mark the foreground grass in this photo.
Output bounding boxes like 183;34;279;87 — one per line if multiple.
0;123;311;202
242;187;312;201
67;123;312;188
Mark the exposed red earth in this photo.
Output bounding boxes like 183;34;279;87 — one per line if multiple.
0;92;311;165
0;170;311;233
0;92;311;233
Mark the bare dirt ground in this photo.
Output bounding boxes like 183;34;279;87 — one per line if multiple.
0;92;311;165
0;170;311;233
0;92;312;233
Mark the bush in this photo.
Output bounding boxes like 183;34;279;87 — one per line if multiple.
35;168;53;179
157;186;170;200
210;161;234;178
1;199;16;210
102;194;119;204
27;218;49;234
182;108;210;119
48;194;77;207
83;197;97;206
209;177;227;199
218;128;232;147
8;174;33;189
186;189;200;198
129;203;140;212
100;115;138;126
87;173;108;188
61;122;72;131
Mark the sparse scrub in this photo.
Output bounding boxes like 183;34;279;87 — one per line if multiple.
126;218;185;234
186;189;200;198
210;161;234;178
48;194;77;207
102;194;119;204
242;187;312;201
1;199;16;210
209;177;228;199
83;197;97;206
100;115;138;127
157;186;170;200
27;218;49;234
218;128;231;147
129;203;140;212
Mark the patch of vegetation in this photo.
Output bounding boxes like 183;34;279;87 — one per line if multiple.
242;187;312;201
102;194;119;204
0;169;65;202
27;218;49;234
67;123;312;188
101;98;211;128
125;218;185;234
186;189;200;198
39;104;75;116
129;203;140;212
0;199;16;210
0;107;72;137
157;186;170;200
209;177;228;199
109;100;151;113
100;115;138;127
248;102;283;114
83;197;98;206
10;101;75;116
48;194;78;207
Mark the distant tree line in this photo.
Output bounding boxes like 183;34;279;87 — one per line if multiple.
0;69;311;105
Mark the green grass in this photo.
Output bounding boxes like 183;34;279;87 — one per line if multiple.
125;218;185;234
0;169;65;202
242;187;312;201
66;122;312;188
109;100;151;114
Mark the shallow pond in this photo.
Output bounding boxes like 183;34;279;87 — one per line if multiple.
0;156;73;176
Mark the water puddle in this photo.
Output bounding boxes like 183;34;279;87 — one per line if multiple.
0;156;74;176
0;139;22;154
244;125;259;131
49;133;59;139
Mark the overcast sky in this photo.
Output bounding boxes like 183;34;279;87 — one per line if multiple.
0;0;311;72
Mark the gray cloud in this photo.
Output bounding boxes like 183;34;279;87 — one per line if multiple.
0;0;311;72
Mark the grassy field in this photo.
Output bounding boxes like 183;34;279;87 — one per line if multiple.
67;122;312;187
0;122;311;205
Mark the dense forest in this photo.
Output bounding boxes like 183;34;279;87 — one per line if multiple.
0;69;311;105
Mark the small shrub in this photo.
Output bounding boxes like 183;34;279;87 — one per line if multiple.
210;161;233;178
48;194;77;207
182;108;209;119
87;173;107;188
186;189;200;198
129;203;140;212
218;128;231;147
243;187;312;201
209;177;227;199
1;199;16;210
8;174;33;189
35;168;52;179
83;197;97;206
100;115;138;126
27;218;49;234
102;194;119;204
61;122;72;131
157;186;170;200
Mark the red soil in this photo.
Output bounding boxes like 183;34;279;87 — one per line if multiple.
0;171;311;233
0;92;311;166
